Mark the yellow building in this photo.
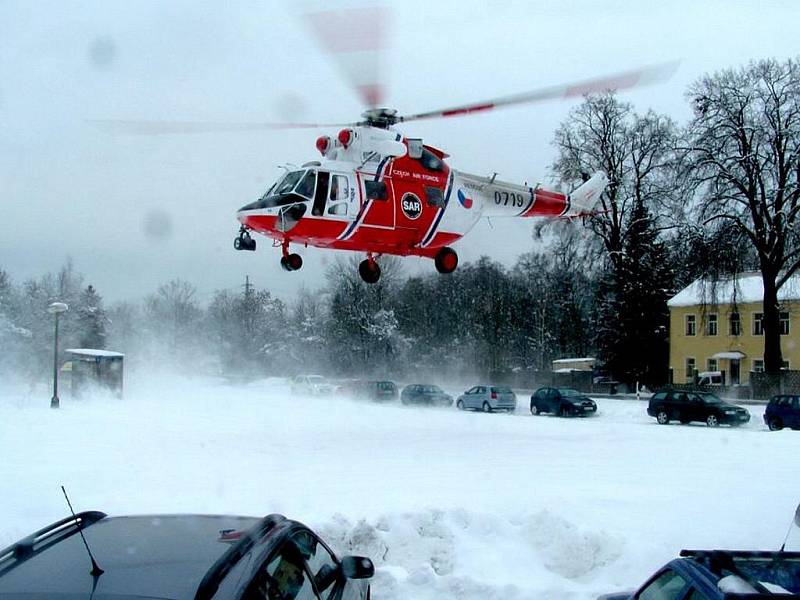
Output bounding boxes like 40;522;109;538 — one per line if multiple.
668;273;800;385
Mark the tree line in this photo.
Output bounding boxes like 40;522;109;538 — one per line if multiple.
1;57;798;387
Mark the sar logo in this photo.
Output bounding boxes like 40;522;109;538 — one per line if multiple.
401;193;422;220
457;189;473;209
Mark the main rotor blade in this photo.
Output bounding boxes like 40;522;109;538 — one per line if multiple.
396;60;680;123
301;5;389;108
88;119;356;135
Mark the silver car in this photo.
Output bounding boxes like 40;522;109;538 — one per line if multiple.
456;385;517;413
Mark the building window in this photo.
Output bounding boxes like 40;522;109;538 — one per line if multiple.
685;314;696;336
706;313;718;336
685;357;696;382
753;359;765;373
780;311;790;335
729;312;741;336
707;358;718;372
753;312;764;335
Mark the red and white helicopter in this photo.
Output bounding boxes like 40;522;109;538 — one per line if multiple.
96;7;676;283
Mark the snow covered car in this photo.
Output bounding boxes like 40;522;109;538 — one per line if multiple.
0;511;374;600
648;389;750;427
400;384;453;406
529;387;597;416
456;385;516;412
598;549;800;599
291;375;335;396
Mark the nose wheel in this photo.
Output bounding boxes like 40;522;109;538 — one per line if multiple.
234;228;256;251
359;257;381;284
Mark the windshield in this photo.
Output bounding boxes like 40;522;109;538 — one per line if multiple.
308;376;325;384
558;388;583;397
421;385;443;393
698;393;724;404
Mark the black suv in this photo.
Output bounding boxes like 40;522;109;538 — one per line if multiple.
0;511;373;600
530;387;597;417
648;389;750;427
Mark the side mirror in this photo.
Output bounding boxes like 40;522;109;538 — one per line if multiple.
340;556;374;580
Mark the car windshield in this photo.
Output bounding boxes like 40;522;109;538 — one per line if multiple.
709;555;800;594
698;393;723;404
4;4;799;600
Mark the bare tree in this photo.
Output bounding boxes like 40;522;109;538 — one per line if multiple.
552;92;679;269
685;58;800;373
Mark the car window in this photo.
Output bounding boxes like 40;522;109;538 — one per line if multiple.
794;397;800;409
476;386;486;394
248;539;319;600
685;589;710;600
651;392;668;401
636;569;688;600
491;386;512;394
292;531;339;598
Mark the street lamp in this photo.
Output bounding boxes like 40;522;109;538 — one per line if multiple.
47;302;69;409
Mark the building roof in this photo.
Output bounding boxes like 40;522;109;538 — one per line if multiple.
65;348;124;358
667;272;800;308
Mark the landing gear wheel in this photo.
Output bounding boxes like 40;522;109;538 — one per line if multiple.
434;247;458;274
234;233;256;251
280;253;303;272
359;259;381;284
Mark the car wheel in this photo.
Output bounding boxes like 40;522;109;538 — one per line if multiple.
656;410;669;425
530;403;539;415
706;414;719;427
482;401;492;413
457;400;464;411
768;417;783;431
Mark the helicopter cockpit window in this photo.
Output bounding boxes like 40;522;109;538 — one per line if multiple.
294;169;317;200
273;170;305;196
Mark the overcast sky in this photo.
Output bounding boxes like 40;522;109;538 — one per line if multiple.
2;0;800;304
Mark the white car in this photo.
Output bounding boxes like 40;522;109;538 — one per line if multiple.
291;375;335;396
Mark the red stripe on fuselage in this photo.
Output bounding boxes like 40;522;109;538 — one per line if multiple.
523;189;568;217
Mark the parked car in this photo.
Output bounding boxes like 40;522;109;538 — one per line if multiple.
529;387;597;417
764;394;800;431
456;385;517;412
291;375;335;396
696;370;725;386
400;384;453;406
0;510;374;600
648;389;750;427
352;380;399;402
598;548;800;599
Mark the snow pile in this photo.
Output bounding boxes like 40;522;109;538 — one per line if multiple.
315;509;623;599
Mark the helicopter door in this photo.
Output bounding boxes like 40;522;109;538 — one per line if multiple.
311;171;330;216
326;173;356;220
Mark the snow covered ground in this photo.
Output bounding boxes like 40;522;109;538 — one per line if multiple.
1;375;798;599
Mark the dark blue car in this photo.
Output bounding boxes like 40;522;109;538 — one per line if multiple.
765;394;800;431
0;511;374;600
598;549;800;599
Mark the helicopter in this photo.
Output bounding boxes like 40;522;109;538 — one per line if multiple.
94;7;676;284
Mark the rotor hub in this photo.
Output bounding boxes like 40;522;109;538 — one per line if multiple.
361;107;399;128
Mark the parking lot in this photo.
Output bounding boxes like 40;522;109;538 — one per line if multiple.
0;376;797;599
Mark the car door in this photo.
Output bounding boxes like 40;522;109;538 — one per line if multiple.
474;386;487;409
462;386;477;409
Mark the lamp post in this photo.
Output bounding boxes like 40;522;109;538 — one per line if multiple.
48;302;68;409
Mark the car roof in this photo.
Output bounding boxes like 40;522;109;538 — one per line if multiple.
0;514;262;600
